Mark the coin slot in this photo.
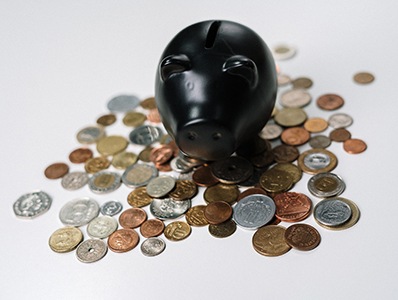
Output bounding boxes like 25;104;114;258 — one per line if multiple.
205;20;221;49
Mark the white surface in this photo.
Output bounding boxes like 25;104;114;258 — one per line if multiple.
1;1;397;299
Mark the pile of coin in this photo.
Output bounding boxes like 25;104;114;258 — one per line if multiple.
14;46;372;262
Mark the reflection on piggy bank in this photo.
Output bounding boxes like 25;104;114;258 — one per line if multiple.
155;20;277;161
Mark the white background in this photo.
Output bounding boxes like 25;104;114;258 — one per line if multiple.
1;1;397;299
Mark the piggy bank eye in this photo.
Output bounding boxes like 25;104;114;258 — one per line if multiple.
223;55;258;87
160;54;191;81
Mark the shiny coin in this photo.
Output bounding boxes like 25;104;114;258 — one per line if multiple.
164;221;191;241
100;200;123;216
208;219;237;238
259;169;293;193
272;44;296;60
107;94;140;113
13;190;52;219
284;224;321;251
204;201;233;225
61;172;89;191
150;198;191;220
343;138;367;154
44;162;69;179
328;113;353;129
169;180;198;201
69;147;93;163
252;225;291;256
277;73;291;86
185;205;209;227
210;156;253;184
304;117;328;133
127;187;153;208
76;239;107;263
353;72;375;84
88;171;121;194
233;194;276;229
140;96;157;110
316;94;344;110
271;163;302;183
274;107;307;127
76;125;105;144
96;113;116;126
273;192;312;222
309;135;331;149
146;175;176;198
87;215;118;239
272;144;299;163
314;198;352;227
192;165;219;187
119;208;147;229
107;229;139;253
170;157;194;173
281;127;310;146
259;123;283;140
141;237;166;257
147;108;162;123
280;89;312;108
122;163;158;188
329;128;352;142
140;219;165;238
111;151;138;169
49;227;83;253
129;125;163;146
308;172;345;198
96;135;128;156
298;148;337;174
122;111;146;127
59;197;99;227
203;183;240;205
84;156;111;174
319;197;360;230
292;77;313;89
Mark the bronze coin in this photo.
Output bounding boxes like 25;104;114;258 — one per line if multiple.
140;219;165;238
304;117;328;133
122;111;146;127
210;156;253;184
164;221;191;241
281;127;310;146
138;147;153;162
292;77;313;89
185;205;209;227
204;201;233;225
273;192;312;222
84;156;111;174
353;72;375;84
343;138;367;154
284;223;321;251
140;96;157;110
237;187;268;201
69;148;93;163
127;186;153;208
208;219;237;238
252;225;291;256
155;162;172;172
44;162;69;179
329;128;352;142
271;163;302;183
203;183;240;205
119;208;147;229
192;165;219;187
107;229;139;253
259;169;293;193
147;108;162;123
96;113;116;126
316;94;344;110
168;180;198;201
272;144;299;163
150;145;174;165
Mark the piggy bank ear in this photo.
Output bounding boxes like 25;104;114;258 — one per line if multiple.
160;54;191;81
223;55;258;88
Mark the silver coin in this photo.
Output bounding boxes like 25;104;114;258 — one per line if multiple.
146;175;176;198
308;172;346;198
272;44;296;60
314;198;352;227
304;152;331;170
328;113;353;129
88;171;121;194
13;190;52;219
107;94;140;113
259;123;283;140
129;125;163;146
61;171;89;190
170;157;194;173
122;163;158;188
178;152;205;167
150;198;191;220
233;194;276;230
87;215;118;239
76;125;105;144
59;197;100;227
140;237;166;257
76;239;107;263
280;89;312;108
178;170;194;181
100;200;123;216
309;135;331;149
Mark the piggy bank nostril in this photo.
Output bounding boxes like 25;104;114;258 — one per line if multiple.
187;132;197;141
212;132;222;141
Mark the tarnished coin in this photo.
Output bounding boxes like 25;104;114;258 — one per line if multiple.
249;150;275;169
259;169;293;193
146;175;176;198
140;219;165;238
100;200;123;216
259;123;283;140
107;94;140;113
353;72;375;84
76;239;108;263
112;151;138;169
204;201;233;225
76;125;105;144
150;198;191;220
309;135;331;149
284;224;321;251
314;198;352;227
329;128;351;142
122;111;147;127
129;125;163;146
280;89;311;108
119;208;147;229
272;144;299;163
274;107;307;127
138;147;153;162
192;165;219;187
169;180;198;201
44;162;69;179
281;127;310;146
298;148;337;174
59;197;99;227
203;183;240;205
96;135;129;156
316;94;344;110
271;163;302;183
140;96;157;110
13;190;52;219
61;171;89;190
328;113;353;129
304;117;328;133
96;113;116;126
319;197;360;230
208;219;237;238
107;229;139;253
84;156;111;174
343;138;367;154
272;44;296;60
164;221;191;241
210;156;253;184
88;171;121;194
273;192;312;222
292;77;313;89
69;148;93;163
127;187;153;208
252;225;291;256
49;227;83;253
87;215;118;239
122;163;158;188
141;237;166;257
185;205;209;227
308;172;345;198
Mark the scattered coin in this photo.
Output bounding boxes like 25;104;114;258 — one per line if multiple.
304;117;328;133
316;94;344;110
274;107;307;127
281;127;310;146
298;148;337;174
203;183;240;205
277;74;292;86
318;197;360;230
59;197;99;227
307;172;345;198
96;135;129;156
76;125;105;144
111;151;138;169
119;208;147;229
259;123;283;140
140;218;165;238
210;156;253;184
61;171;89;191
185;205;209;227
343;138;367;154
127;186;153;208
208;219;237;238
141;237;166;257
271;163;302;183
129;125;163;146
204;201;233;225
76;239;108;263
44;162;69;179
252;225;291;256
150;198;191;220
84;156;111;174
273;192;312;222
146;175;176;198
88;171;122;194
313;198;352;227
237;187;268;201
353;72;375;84
140;96;157;110
284;224;321;251
272;44;296;60
122;111;147;127
192;165;219;187
107;94;140;113
13;191;52;219
147;108;162;123
272;144;300;163
87;215;118;239
259;169;293;193
96;114;116;126
169;180;198;201
122;163;158;188
291;77;313;89
280;89;312;108
328;113;353;129
309;135;331;149
164;221;191;241
100;200;123;216
49;226;83;253
107;228;140;253
69;148;93;163
329;128;352;142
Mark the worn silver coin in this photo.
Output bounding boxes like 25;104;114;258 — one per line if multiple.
107;94;140;113
87;215;118;239
76;125;105;144
140;237;166;257
259;123;283;140
146;175;176;198
76;239;108;263
170;157;194;173
88;171;122;194
59;197;100;227
122;163;158;188
328;113;353;129
308;172;346;198
100;200;123;216
280;89;312;108
314;198;352;227
61;171;89;190
150;198;191;220
233;194;276;230
129;125;163;146
309;135;331;149
13;190;52;219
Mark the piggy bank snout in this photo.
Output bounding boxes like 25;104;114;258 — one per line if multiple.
177;121;235;161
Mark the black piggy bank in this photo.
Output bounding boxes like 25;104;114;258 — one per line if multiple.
155;20;277;161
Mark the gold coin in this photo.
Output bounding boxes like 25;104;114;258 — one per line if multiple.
316;197;360;230
85;156;111;173
112;151;138;169
259;169;293;193
122;111;147;127
185;205;209;227
93;173;116;189
127;186;153;208
164;221;191;241
169;180;198;201
49;227;83;253
140;96;157;110
96;114;116;126
138;147;153;162
271;163;302;183
97;135;128;156
304;117;328;133
252;225;291;256
274;107;307;127
203;183;240;205
353;72;375;84
298;148;337;174
292;77;313;89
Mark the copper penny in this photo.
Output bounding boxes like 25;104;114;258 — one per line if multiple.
316;94;344;110
281;127;310;146
140;218;165;238
353;72;375;84
252;225;291;256
155;162;172;172
192;165;219;187
44;162;69;179
96;113;116;126
204;201;232;225
147;108;162;123
343;138;367;154
169;180;198;201
272;144;299;163
304;117;328;133
107;229;139;253
69;148;93;163
284;223;321;251
329;128;352;142
273;192;312;222
237;187;268;201
119;208;147;229
150;145;174;165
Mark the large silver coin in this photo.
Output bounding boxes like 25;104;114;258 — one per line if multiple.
87;215;118;239
140;237;166;257
76;239;108;263
233;194;276;230
150;198;191;220
61;171;89;190
88;171;121;194
314;198;352;227
100;200;123;216
328;113;353;129
13;190;52;219
146;175;176;198
107;94;140;113
308;172;345;198
129;125;163;146
76;125;105;144
122;163;158;188
59;197;99;227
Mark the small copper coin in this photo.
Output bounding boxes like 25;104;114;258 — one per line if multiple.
237;188;268;201
273;192;312;222
164;221;191;241
147;108;162;123
353;72;375;84
316;94;344;110
44;163;69;179
284;224;321;251
119;208;147;229
69;148;93;163
329;128;352;142
96;114;116;126
272;144;300;163
343;138;367;154
203;183;240;205
252;225;291;256
210;156;253;184
192;165;219;187
107;229;139;253
150;145;174;165
140;219;165;238
127;186;153;208
185;205;209;227
204;201;233;225
281;127;310;146
304;118;328;133
208;219;237;238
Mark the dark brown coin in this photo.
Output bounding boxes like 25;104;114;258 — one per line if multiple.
168;180;198;201
119;208;147;229
208;219;237;238
343;138;367;154
249;150;275;168
284;223;321;251
107;229;139;253
44;162;69;179
96;114;116;126
237;187;268;201
204;201;233;225
272;144;299;163
203;183;240;205
316;94;344;110
329;128;352;142
140;218;165;238
192;165;219;187
210;156;253;184
69;148;93;163
281;127;310;146
273;192;312;222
